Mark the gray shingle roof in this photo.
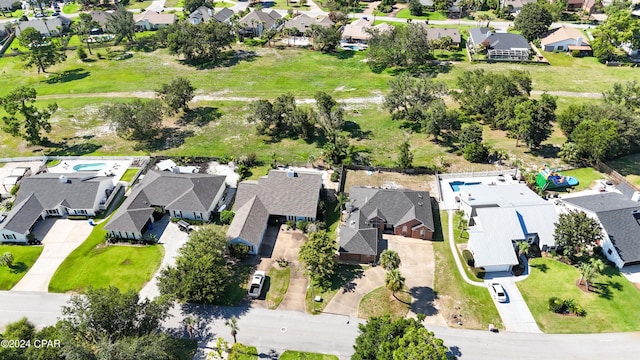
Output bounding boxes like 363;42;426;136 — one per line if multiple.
283;14;333;33
188;6;214;23
16;18;67;36
227;196;269;247
0;194;43;234
239;9;281;30
424;27;461;44
339;227;378;256
105;170;225;234
349;188;434;231
564;192;640;264
213;8;234;23
469;28;530;51
16;173;112;210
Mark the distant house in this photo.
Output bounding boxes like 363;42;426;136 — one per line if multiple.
105;171;226;240
238;9;281;37
282;14;334;35
227;169;323;254
0;0;15;12
468;28;531;61
568;0;596;13
15;17;71;37
133;10;177;31
540;25;591;53
89;10;112;30
458;184;558;273
424;27;461;48
563;192;640;268
342;17;392;43
500;0;536;13
213;8;235;24
0;174;116;243
188;6;215;24
339;187;435;263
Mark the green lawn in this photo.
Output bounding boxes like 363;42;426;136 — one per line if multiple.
266;266;290;309
120;168;140;183
305;264;364;314
62;3;80;13
358;286;411;320
0;245;43;290
164;0;184;7
229;343;258;360
266;0;311;10
395;9;448;20
607;153;640;186
434;210;503;329
562;167;604;191
48;219;164;293
216;1;235;7
66;35;83;48
280;350;338;360
126;0;153;10
517;257;640;333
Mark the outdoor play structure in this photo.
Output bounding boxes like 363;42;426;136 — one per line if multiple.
536;165;579;190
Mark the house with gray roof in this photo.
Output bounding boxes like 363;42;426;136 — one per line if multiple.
563;192;640;268
282;14;333;35
468;28;531;61
238;9;281;37
0;174;115;243
0;0;16;12
188;6;215;24
424;27;461;47
213;8;234;24
105;170;226;240
16;17;71;37
458;183;558;272
89;10;112;29
227;169;323;254
339;187;435;262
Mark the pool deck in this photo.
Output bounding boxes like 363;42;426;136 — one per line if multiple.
47;159;133;186
438;174;522;210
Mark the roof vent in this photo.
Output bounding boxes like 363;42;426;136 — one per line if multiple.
418;202;423;206
59;175;69;184
418;194;423;199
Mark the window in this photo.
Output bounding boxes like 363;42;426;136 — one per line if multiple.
402;225;408;236
557;46;563;51
76;210;87;215
46;209;59;215
607;249;613;255
3;234;16;240
420;229;425;238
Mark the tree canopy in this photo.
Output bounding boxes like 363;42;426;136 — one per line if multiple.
158;225;236;303
166;21;235;63
101;99;164;141
18;27;67;73
0;86;57;145
106;7;136;45
396;139;413;169
508;93;557;149
514;2;553;41
298;230;337;288
366;23;433;72
591;1;640;63
156;77;196;115
353;316;449;360
553;210;603;261
184;0;214;13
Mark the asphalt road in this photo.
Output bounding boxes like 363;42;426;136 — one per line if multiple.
3;291;640;359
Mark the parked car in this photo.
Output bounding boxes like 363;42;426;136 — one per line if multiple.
248;270;266;298
489;282;507;302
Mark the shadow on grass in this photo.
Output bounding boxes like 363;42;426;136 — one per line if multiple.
431;201;444;242
327;50;356;60
528;144;560;159
178;106;222;126
531;263;548;273
344;120;372;140
329;264;365;294
43;68;90;84
134;127;195;152
45;141;102;156
9;262;28;274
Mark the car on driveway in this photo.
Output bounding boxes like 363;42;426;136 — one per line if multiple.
489;282;507;302
248;271;266;298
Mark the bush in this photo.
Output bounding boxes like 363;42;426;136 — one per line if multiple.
315;221;326;230
472;267;485;279
67;215;89;220
462;249;475;267
570;50;580;57
296;220;308;232
548;296;563;313
285;220;295;230
244;38;267;46
330;170;340;182
9;185;19;196
220;210;235;225
229;243;250;259
77;46;88;60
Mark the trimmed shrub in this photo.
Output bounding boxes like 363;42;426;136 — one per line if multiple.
330;170;340;182
229;243;250;259
220;210;235;225
472;267;485;279
10;185;19;196
462;249;475;267
548;296;563;313
296;220;308;232
286;220;295;230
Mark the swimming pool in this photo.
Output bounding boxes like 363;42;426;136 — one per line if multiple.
449;181;482;192
73;163;107;171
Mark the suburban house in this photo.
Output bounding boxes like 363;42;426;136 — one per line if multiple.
105;170;226;240
500;0;536;13
342;18;394;43
458;184;558;273
282;14;334;35
89;10;112;30
188;6;215;24
213;8;235;24
568;0;596;13
238;9;281;37
227;169;323;255
563;192;640;268
133;11;177;31
15;17;71;37
540;25;591;53
424;27;461;48
0;0;15;12
467;28;531;61
339;187;435;263
0;174;116;243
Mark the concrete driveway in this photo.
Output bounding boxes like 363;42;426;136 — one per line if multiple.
387;235;446;326
323;266;385;317
139;216;189;299
485;273;542;333
12;218;92;292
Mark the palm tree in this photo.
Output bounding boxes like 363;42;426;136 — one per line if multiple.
225;316;239;344
185;316;197;338
385;269;405;301
579;258;606;291
334;192;349;213
379;249;401;271
0;252;14;268
517;242;530;258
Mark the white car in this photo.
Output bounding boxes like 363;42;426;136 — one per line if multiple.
248;271;266;298
489;282;507;302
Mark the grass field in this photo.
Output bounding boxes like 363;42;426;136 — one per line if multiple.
229;343;258;360
126;0;153;10
62;3;80;13
518;258;640;333
358;286;411;320
607;153;640;186
265;0;311;10
266;266;290;309
48;219;164;293
562;167;605;191
280;350;338;360
434;210;503;329
0;245;43;290
164;0;184;7
395;9;448;20
120;168;140;183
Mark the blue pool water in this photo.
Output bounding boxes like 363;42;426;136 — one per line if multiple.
449;181;482;192
73;163;107;171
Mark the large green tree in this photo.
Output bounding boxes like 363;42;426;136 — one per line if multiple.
353;316;448;360
184;0;214;13
553;210;603;261
101;99;164;141
298;230;337;288
106;6;136;45
514;2;553;41
158;225;235;303
156;77;196;115
166;21;235;63
591;1;640;63
396;139;413;169
0;86;57;145
508;93;557;149
17;27;67;73
307;24;342;52
379;249;401;270
366;23;433;72
75;13;99;55
250;94;316;140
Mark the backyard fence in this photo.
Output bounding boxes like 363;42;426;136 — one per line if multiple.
595;161;640;192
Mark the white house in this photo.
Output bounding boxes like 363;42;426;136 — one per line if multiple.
540;25;591;52
133;11;177;31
